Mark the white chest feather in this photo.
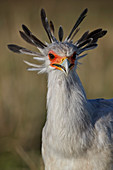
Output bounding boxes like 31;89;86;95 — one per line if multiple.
42;70;113;170
43;71;93;157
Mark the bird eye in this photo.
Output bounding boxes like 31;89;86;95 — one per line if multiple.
72;52;76;60
49;53;55;60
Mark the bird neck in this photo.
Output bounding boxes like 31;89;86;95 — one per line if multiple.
45;70;94;157
46;70;92;132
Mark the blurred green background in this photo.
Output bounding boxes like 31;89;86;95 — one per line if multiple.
0;0;113;169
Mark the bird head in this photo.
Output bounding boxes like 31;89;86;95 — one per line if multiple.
8;8;107;75
44;42;78;75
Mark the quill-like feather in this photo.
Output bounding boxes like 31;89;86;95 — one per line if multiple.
58;26;63;42
22;24;47;49
66;8;88;41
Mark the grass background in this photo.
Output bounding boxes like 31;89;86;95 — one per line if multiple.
0;0;113;169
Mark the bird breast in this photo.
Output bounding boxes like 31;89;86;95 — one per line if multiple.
43;70;94;158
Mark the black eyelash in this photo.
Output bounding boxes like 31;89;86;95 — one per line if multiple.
49;53;55;59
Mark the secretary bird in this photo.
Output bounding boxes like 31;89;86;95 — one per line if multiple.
8;8;113;170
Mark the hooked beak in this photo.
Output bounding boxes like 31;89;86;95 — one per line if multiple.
61;58;71;74
52;57;74;74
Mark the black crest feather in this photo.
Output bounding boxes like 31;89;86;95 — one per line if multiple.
50;20;55;35
76;28;107;49
8;44;42;57
58;26;63;42
8;44;23;53
67;8;88;41
41;8;54;42
8;8;107;58
77;31;89;44
21;24;47;49
77;38;92;48
70;28;80;42
19;31;34;45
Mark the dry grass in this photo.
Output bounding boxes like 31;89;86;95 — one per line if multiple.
0;0;113;169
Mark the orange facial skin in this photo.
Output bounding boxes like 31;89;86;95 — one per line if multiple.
48;50;76;71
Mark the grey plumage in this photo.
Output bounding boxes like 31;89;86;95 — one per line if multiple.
8;8;113;170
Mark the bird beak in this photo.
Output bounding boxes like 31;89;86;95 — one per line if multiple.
60;57;71;74
52;57;74;74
